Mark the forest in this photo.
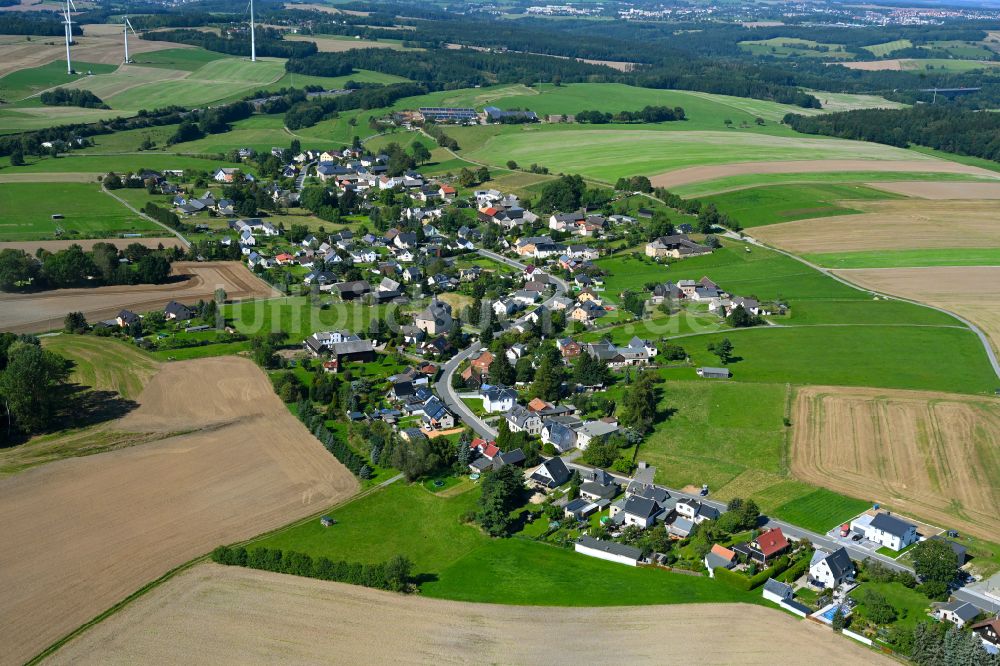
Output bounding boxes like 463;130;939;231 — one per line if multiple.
39;88;108;110
143;28;317;58
785;106;1000;163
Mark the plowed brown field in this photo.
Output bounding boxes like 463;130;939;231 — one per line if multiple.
790;386;1000;540
0;357;358;665
750;200;1000;253
0;30;190;78
0;261;278;334
648;159;999;190
49;563;891;665
868;181;1000;199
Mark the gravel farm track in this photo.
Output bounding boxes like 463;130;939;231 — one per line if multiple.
48;563;892;666
790;385;1000;541
0;356;358;665
835;266;1000;359
0;261;279;334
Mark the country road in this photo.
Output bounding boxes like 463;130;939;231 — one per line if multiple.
102;184;191;247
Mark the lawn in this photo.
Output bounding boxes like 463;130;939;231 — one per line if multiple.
251;480;765;606
663;325;998;395
105;58;286;110
223;296;390;340
40;334;158;401
0;182;160;241
0;59;117;101
701;183;900;228
849;582;930;631
804;248;1000;269
771;489;871;534
671;170;993;198
459;125;923;183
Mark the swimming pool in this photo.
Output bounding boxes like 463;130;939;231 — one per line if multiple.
820;604;848;622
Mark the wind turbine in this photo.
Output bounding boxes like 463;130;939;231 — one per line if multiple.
63;0;76;75
248;0;256;62
123;16;137;64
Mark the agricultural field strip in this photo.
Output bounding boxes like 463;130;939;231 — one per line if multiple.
0;357;358;666
790;386;1000;541
47;563;890;666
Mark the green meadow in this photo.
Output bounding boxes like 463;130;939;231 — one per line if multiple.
700;183;899;228
861;39;912;56
223;297;391;341
252;481;764;606
671;169;995;197
805;248;1000;269
739;37;853;59
0;60;117;102
662;325;996;394
458;124;929;183
0;152;238;173
0;182;159;241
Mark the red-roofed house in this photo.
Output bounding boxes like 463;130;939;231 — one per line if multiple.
704;543;737;577
735;527;790;565
526;397;551;413
438;184;456;199
972;618;1000;650
471;351;495;374
469;438;501;460
275;253;295;265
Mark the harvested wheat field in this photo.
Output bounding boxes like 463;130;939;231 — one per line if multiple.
869;181;1000;199
0;30;187;78
0;236;183;254
50;563;889;666
0;356;358;665
751;200;1000;254
835;266;1000;358
791;386;1000;541
0;261;278;334
648;159;998;190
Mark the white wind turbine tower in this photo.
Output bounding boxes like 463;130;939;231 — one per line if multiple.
248;0;256;62
123;16;137;64
63;0;76;75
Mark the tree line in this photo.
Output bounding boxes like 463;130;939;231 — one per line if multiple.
575;105;686;124
39;88;108;109
211;545;414;592
0;15;80;36
282;83;425;130
0;243;174;292
142;28;318;58
0;335;71;444
784;106;1000;163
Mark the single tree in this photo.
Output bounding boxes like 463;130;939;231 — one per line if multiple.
708;338;734;365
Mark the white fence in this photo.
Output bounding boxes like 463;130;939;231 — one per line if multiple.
842;629;873;646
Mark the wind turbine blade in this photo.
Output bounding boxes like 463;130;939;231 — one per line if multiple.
68;0;76;11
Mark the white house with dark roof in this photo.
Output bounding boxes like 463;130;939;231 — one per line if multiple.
530;457;571;488
506;404;543;436
809;547;855;589
575;535;642;566
850;512;918;551
934;601;981;628
480;385;517;413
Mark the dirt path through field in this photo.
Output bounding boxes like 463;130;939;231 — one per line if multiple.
834;266;1000;359
49;563;890;665
649;159;999;190
790;385;1000;540
0;357;358;665
0;261;278;334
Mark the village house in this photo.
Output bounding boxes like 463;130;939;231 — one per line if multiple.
574;419;619;450
808;547;855;589
762;578;795;605
213;167;240;183
164;300;195;322
934;601;981;628
480;384;517;413
645;234;713;259
506;404;543;436
704;544;737;577
414;299;453;335
541;420;577;453
529;456;571;489
611;495;664;528
733;527;790;565
575;535;642;567
674;498;720;524
971;618;1000;652
850;512;918;552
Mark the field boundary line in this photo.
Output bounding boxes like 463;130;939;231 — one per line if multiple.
727;231;1000;381
28;474;402;665
101;184;191;247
